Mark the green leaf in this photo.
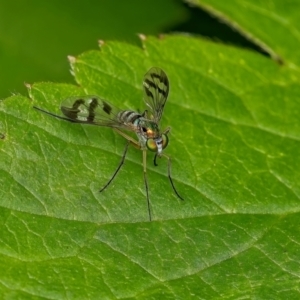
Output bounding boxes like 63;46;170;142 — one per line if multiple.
1;4;300;299
190;0;299;64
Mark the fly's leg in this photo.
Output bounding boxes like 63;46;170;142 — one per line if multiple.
100;129;141;192
99;141;130;192
162;154;184;201
102;128;152;221
153;153;158;166
143;150;152;221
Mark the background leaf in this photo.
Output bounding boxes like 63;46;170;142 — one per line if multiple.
1;1;300;299
190;0;299;64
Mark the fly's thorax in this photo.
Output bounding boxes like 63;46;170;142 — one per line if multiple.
136;118;160;140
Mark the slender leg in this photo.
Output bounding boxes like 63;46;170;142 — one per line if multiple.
153;153;158;166
99;141;130;192
103;128;153;220
162;126;170;135
162;154;184;201
143;150;152;221
113;128;141;149
100;128;141;191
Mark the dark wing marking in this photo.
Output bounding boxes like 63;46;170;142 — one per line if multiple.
34;96;137;132
61;96;138;131
143;67;169;124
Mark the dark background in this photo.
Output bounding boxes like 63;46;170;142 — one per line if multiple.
0;0;264;98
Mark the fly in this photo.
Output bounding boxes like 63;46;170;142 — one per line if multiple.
33;67;183;221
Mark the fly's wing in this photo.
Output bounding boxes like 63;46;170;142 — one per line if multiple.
59;96;136;131
143;67;169;124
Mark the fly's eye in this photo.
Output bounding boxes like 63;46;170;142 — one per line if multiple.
162;134;169;149
146;138;157;152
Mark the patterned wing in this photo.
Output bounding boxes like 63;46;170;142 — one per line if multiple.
59;96;136;131
143;67;169;123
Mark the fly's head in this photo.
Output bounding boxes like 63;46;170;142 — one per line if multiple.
138;119;169;156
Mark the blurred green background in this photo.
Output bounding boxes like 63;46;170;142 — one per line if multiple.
0;0;263;99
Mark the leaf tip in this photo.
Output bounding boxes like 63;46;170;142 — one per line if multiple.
24;82;32;90
68;55;76;64
68;56;76;75
138;33;147;41
98;40;105;47
137;34;148;49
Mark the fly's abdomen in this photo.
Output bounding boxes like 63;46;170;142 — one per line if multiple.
117;110;142;125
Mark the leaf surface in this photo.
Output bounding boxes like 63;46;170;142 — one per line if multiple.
1;3;300;298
